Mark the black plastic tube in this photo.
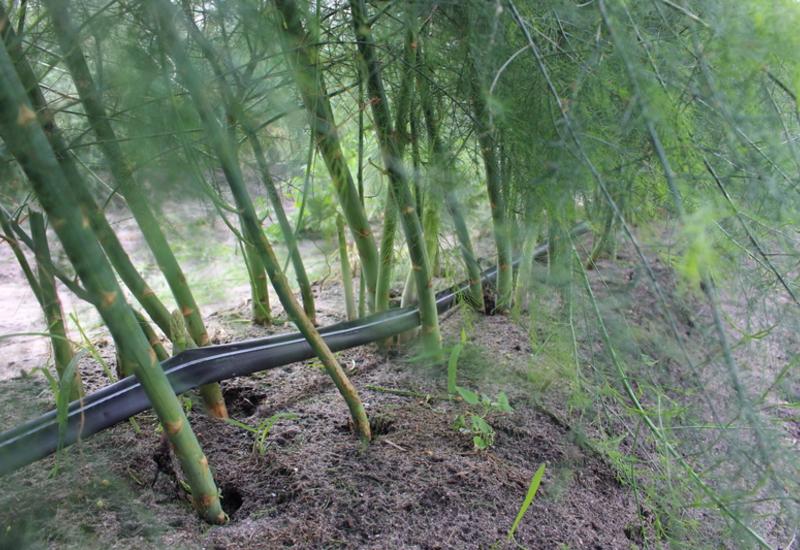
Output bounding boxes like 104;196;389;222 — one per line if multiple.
0;224;587;475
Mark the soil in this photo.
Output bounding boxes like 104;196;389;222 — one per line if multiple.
1;219;795;549
0;282;644;549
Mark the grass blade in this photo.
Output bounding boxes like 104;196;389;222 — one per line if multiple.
507;463;546;542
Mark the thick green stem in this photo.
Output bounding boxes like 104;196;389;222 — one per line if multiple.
29;212;83;400
274;0;379;312
178;12;311;325
43;0;227;419
0;6;173;337
446;194;483;306
348;0;442;356
170;311;191;354
400;263;416;309
409;104;424;223
0;40;225;524
151;0;370;442
170;309;226;416
337;214;357;321
243;237;272;326
375;25;416;313
400;195;440;308
416;39;484;311
134;309;170;362
247;132;314;324
469;73;513;311
375;191;398;312
357;77;367;318
358;269;367;317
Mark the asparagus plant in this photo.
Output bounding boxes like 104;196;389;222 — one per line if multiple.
243;237;272;326
416;39;485;311
337;213;357;321
134;309;170;362
374;24;416;313
178;12;314;324
0;39;225;524
0;208;83;400
247;132;315;324
29;212;83;400
42;0;227;418
274;0;380;312
0;5;174;337
149;0;371;442
356;77;368;319
347;0;442;356
469;69;513;312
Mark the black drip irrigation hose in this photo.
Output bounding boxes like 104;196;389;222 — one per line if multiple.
0;223;587;476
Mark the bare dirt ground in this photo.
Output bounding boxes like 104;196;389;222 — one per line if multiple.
0;207;646;548
1;220;796;548
0;284;644;549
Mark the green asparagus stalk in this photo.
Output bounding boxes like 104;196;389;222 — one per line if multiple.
416;39;484;311
337;214;357;321
469;70;513;311
134;309;170;362
348;0;442;355
0;40;225;524
29;212;83;400
376;192;399;313
2;207;83;399
150;0;370;442
357;77;368;319
375;24;416;313
243;237;272;327
42;0;227;418
0;5;174;337
401;198;441;309
247;133;315;324
177;12;312;325
274;0;380;312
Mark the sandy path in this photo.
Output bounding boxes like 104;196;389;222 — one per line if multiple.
0;196;336;380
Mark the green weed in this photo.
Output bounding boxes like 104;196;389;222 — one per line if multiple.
225;412;299;456
454;387;512;450
507;463;546;542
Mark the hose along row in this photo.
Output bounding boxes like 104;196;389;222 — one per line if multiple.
0;224;586;475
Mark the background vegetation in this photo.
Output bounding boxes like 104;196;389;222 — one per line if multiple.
0;0;798;547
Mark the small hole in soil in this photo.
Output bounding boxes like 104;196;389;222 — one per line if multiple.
369;414;395;436
220;484;243;518
222;386;262;416
482;285;497;315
